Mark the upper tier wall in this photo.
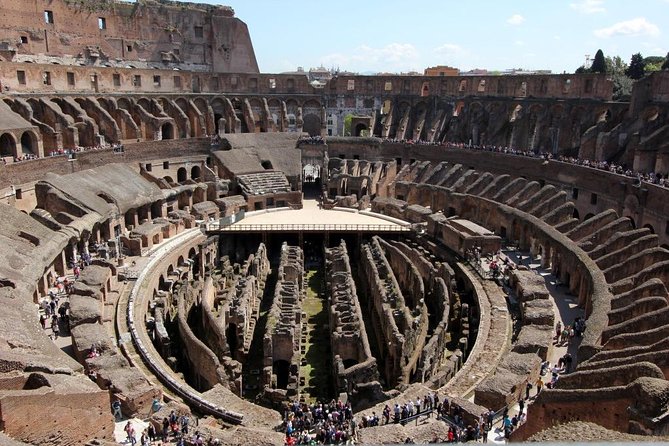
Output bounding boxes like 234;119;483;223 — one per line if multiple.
0;61;611;100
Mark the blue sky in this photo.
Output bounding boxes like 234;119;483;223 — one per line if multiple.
215;0;667;73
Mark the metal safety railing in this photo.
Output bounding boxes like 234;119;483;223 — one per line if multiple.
203;223;412;232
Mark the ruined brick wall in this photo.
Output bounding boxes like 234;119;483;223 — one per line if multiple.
389;240;454;382
177;281;232;391
325;240;380;402
0;385;114;445
0;0;257;73
262;243;303;399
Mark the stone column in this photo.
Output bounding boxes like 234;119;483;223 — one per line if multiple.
541;244;551;269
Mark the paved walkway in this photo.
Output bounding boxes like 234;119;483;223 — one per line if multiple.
114;418;149;445
478;248;584;443
229;199;408;227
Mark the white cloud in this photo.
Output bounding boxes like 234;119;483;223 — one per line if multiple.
570;0;605;14
320;43;419;73
433;43;465;56
507;14;525;25
594;17;660;38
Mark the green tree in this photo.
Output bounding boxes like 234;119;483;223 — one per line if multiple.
643;56;664;73
661;52;669;70
625;53;646;79
343;114;353;136
604;56;632;101
575;65;588;74
611;73;633;101
605;55;627;75
591;49;606;73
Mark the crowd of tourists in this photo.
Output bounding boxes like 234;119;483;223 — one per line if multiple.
119;409;223;446
298;135;326;145
46;142;125;157
282;399;356;445
2;143;124;165
379;137;669;189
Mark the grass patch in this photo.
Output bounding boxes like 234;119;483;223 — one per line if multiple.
300;269;332;403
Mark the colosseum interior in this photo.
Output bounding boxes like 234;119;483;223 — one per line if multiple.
1;1;669;445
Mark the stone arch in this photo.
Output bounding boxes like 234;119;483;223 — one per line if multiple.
194;97;209;114
354;123;368;137
161;122;174;140
177;167;187;183
20;130;38;155
303;99;321;109
421;82;430;97
210;97;227;134
572;208;580;220
584;213;595;221
191;165;201;181
643;223;654;234
0;133;17;157
117;97;133;110
285;98;299;113
137;97;152;112
175;97;189;112
248;97;263;109
163;176;174;184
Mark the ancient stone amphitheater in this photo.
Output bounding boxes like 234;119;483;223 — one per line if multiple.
1;1;669;445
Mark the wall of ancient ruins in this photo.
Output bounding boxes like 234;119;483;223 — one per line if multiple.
359;236;430;386
262;243;304;401
326;139;669;247
0;0;257;73
325;240;381;405
206;243;269;363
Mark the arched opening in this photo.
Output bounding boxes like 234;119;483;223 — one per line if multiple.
20;131;37;155
303;164;320;183
628;217;636;229
572;208;580;220
354;123;368;137
177;167;187;183
261;160;273;170
161;122;174;140
273;360;290;389
163;176;174;184
124;210;136;229
584;213;595;221
643;223;655;234
661;244;669;251
421;82;430;97
191;165;201;181
214;113;222;134
0;133;16;157
151;201;163;219
226;323;238;357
